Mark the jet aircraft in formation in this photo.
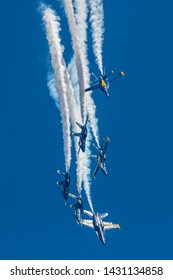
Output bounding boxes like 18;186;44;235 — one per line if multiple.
82;210;120;245
69;193;83;225
56;66;123;244
56;181;120;244
56;135;119;244
84;68;124;98
89;137;110;178
56;170;70;202
72;116;89;153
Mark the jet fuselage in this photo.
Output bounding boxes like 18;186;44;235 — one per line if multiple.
61;172;70;201
99;77;109;97
79;127;87;152
98;150;106;164
93;213;106;245
74;197;83;223
73;117;88;153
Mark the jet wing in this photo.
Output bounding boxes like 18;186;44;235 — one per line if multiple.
83;209;93;218
108;76;119;83
103;222;120;230
93;163;100;179
56;181;64;185
100;138;104;149
100;164;107;176
108;72;124;83
84;83;99;92
69;193;77;200
82;219;94;229
103;137;110;153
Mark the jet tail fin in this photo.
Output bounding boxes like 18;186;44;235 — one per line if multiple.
57;170;66;177
57;169;64;175
92;142;99;150
91;72;98;81
85;115;89;126
76;122;83;129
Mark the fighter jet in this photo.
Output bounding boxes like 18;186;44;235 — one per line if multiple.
56;170;70;202
72;116;89;153
89;137;110;178
69;193;83;225
82;210;120;245
84;68;124;98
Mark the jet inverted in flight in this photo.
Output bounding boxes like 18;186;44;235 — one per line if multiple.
72;116;89;153
69;193;83;225
56;170;70;202
89;137;110;178
82;210;120;245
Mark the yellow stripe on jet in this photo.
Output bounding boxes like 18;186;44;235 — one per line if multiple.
101;79;106;88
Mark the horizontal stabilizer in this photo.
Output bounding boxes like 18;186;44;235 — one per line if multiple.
100;213;108;219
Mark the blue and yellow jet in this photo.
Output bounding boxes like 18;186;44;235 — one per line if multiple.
89;137;110;179
72;116;89;153
56;170;70;202
84;68;124;98
82;210;120;245
69;193;83;225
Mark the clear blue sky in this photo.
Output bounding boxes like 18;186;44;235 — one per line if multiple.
0;0;173;259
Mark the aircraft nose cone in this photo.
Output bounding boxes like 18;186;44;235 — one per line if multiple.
102;239;106;245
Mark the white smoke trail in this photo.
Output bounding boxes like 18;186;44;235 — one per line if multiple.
47;56;84;195
67;56;81;115
73;0;99;210
42;6;71;172
62;0;95;210
62;0;99;147
73;0;100;147
89;0;104;74
47;72;59;109
82;129;94;212
62;0;86;123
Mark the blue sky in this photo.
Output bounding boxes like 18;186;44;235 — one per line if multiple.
0;0;173;259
